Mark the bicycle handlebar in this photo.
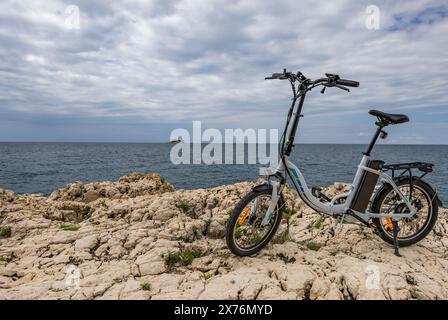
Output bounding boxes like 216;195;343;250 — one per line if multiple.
265;69;360;89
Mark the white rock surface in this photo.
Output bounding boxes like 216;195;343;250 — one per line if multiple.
1;173;447;300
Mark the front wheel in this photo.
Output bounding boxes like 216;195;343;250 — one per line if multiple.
371;178;439;247
226;187;284;256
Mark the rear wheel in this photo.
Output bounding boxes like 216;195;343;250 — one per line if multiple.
226;187;284;256
371;178;438;247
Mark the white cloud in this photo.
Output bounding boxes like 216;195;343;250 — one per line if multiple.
24;54;47;65
0;0;447;142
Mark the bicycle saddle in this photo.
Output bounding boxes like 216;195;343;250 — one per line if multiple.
369;110;409;125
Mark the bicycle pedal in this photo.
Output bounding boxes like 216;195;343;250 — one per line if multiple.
311;187;331;202
311;186;322;197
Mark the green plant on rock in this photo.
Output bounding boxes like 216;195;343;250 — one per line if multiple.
313;216;325;229
283;208;295;221
278;206;296;244
164;250;201;267
234;226;242;239
306;241;322;251
0;226;12;238
164;252;181;267
141;282;151;291
251;234;262;245
180;252;195;266
60;224;80;232
177;200;191;211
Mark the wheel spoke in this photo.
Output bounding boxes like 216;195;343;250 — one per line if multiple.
233;194;279;250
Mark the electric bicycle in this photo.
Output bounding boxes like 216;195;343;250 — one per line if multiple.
226;69;442;257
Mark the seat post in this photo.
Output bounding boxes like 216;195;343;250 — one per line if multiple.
364;122;384;156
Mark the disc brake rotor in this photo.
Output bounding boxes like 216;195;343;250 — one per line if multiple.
395;202;417;222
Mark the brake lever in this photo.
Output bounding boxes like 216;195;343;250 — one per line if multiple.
335;84;350;92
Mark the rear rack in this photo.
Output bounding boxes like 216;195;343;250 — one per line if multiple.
381;162;434;202
382;162;433;173
382;161;433;183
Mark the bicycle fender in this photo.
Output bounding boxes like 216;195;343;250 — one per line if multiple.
252;184;286;206
253;183;272;193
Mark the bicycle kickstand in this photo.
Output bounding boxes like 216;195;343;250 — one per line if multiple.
392;220;401;257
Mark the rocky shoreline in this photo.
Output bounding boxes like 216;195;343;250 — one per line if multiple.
1;173;447;300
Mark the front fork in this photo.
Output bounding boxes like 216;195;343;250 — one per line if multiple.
261;180;283;226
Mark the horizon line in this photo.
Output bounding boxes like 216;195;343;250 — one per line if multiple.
0;141;447;146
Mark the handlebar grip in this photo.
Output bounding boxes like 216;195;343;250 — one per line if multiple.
336;79;359;87
265;73;289;80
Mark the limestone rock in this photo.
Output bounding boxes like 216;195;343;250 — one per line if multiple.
45;201;91;221
82;190;101;203
0;173;447;300
0;189;15;202
75;235;99;251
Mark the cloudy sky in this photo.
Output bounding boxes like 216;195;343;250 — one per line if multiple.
0;0;447;143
